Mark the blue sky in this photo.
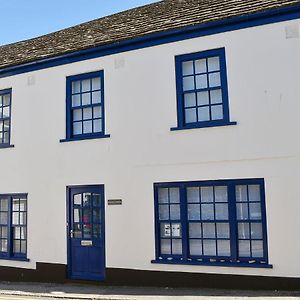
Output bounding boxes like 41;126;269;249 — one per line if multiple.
0;0;158;46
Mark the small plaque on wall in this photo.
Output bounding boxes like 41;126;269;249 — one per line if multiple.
108;199;122;205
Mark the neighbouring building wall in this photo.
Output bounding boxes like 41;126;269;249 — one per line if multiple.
0;18;299;279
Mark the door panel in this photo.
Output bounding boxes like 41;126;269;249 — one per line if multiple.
67;186;105;281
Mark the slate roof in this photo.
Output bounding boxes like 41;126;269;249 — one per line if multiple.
0;0;299;70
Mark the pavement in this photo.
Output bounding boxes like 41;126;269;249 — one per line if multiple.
0;282;299;300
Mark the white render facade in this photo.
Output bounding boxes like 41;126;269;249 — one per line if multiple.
0;6;299;287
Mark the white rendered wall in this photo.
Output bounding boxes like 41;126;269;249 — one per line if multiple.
0;19;299;277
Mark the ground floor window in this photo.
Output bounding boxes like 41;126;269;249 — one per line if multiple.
0;194;27;260
153;179;269;267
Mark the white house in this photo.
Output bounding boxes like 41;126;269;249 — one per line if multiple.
0;0;299;289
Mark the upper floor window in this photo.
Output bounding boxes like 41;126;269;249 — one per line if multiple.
0;89;12;147
153;179;270;268
0;194;27;260
173;48;236;130
64;71;109;142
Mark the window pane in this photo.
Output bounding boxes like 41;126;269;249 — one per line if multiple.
188;204;200;220
92;91;101;104
0;227;7;238
195;59;207;74
249;203;262;220
251;223;263;239
208;72;221;88
187;187;200;203
236;185;248;202
189;239;202;256
251;241;264;258
169;188;180;203
81;79;91;92
203;240;216;256
93;119;102;133
217;240;230;256
0;199;8;211
83;120;93;134
13;240;20;254
195;74;208;89
72;81;81;94
201;204;214;220
238;223;250;239
189;223;202;238
93;209;101;223
249;185;261;202
216;223;230;238
92;78;101;90
158;188;168;204
160;223;171;238
215;186;227;202
20;241;26;254
161;239;171;254
215;203;228;220
182;61;194;76
73;224;81;238
2;107;9;118
3;132;9;144
92;194;101;207
170;205;180;220
202;223;215;238
172;239;182;255
73;109;82;121
185;108;197;123
0;212;8;225
93;106;102;118
74;209;80;223
93;224;101;238
236;203;248;220
184;93;196;108
82;93;91;106
0;239;7;252
183;76;195;91
197;107;210;122
20;212;26;225
73;122;82;135
210;89;222;104
239;240;251;257
74;194;81;206
83;107;93;120
159;205;169;220
197;91;209;105
83;224;92;238
83;193;92;206
207;57;220;72
211;105;223;120
13;227;21;239
72;95;81;107
201;187;214;202
3;120;9;131
3;94;10;106
20;228;26;240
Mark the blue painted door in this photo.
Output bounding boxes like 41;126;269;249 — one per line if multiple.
67;186;105;281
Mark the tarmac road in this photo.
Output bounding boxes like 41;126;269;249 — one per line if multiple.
0;282;299;300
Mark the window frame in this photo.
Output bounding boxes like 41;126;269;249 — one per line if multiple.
153;179;271;268
62;70;110;142
0;88;14;149
172;48;236;131
0;193;28;261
